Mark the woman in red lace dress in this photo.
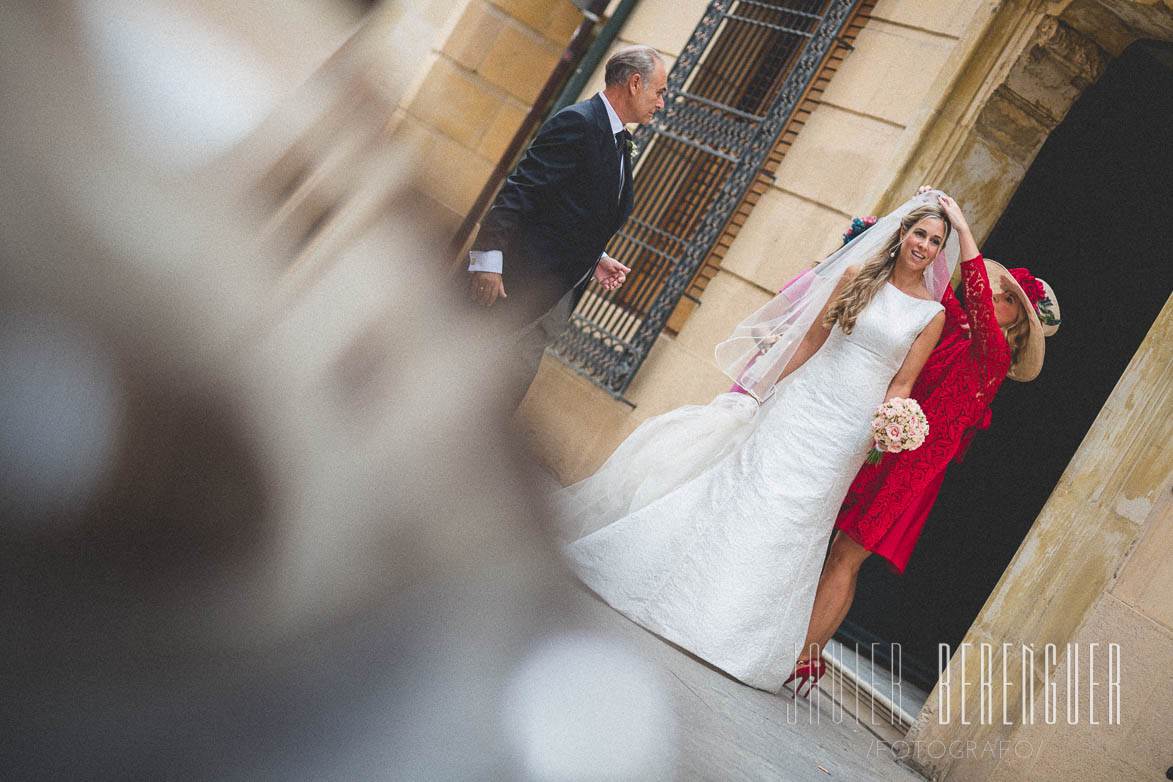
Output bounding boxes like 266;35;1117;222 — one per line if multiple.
787;193;1062;691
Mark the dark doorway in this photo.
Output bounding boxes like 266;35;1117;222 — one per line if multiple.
837;39;1173;691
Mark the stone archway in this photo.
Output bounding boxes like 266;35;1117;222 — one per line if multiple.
882;2;1173;779
877;0;1173;243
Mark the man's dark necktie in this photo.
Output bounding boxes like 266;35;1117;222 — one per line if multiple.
615;129;632;161
615;129;631;199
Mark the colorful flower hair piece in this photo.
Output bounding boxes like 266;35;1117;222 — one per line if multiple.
842;216;877;245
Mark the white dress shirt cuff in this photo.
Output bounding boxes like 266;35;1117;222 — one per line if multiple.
468;250;503;274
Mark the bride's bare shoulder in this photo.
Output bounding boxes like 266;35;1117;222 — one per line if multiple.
837;265;861;287
830;266;860;295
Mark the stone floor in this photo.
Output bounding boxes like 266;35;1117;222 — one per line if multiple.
823;637;931;732
564;581;927;781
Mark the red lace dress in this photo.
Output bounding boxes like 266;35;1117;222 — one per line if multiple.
835;254;1012;573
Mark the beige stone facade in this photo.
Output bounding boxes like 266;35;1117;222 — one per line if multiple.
393;0;583;229
194;1;1173;778
399;1;1173;779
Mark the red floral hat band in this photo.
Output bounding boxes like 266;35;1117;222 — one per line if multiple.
1008;267;1045;304
1007;266;1061;329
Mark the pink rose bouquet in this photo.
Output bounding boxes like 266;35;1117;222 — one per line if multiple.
865;397;929;465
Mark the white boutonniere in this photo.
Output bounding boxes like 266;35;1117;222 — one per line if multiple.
625;138;638;160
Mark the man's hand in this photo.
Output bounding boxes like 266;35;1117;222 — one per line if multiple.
469;271;506;307
594;254;631;292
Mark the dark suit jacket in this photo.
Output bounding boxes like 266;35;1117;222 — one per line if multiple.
471;94;634;322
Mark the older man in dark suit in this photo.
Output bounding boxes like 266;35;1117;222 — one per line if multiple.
468;45;667;404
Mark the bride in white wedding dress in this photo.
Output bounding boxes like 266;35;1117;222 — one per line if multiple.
556;192;961;693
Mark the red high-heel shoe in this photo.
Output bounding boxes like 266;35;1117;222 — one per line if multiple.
784;657;826;698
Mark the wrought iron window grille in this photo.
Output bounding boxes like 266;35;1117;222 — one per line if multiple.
551;0;863;404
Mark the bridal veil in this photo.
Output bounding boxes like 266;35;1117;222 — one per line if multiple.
714;190;961;402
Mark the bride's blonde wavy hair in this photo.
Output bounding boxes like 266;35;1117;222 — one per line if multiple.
823;204;952;334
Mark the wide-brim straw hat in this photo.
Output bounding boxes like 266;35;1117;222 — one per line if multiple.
983;259;1060;382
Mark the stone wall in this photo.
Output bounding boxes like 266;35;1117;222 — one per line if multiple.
508;4;1173;776
346;2;1172;779
393;0;585;232
134;3;1173;779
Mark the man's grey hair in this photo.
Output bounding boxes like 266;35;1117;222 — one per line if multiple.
604;46;663;87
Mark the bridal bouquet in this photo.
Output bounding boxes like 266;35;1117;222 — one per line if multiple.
865;397;928;465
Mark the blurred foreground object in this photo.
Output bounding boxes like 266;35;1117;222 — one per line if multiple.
0;2;675;779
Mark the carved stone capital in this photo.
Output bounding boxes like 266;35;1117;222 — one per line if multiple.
1032;14;1110;82
1057;0;1173;57
1001;16;1107;129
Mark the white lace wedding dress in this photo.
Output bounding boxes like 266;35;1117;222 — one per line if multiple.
556;283;943;692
